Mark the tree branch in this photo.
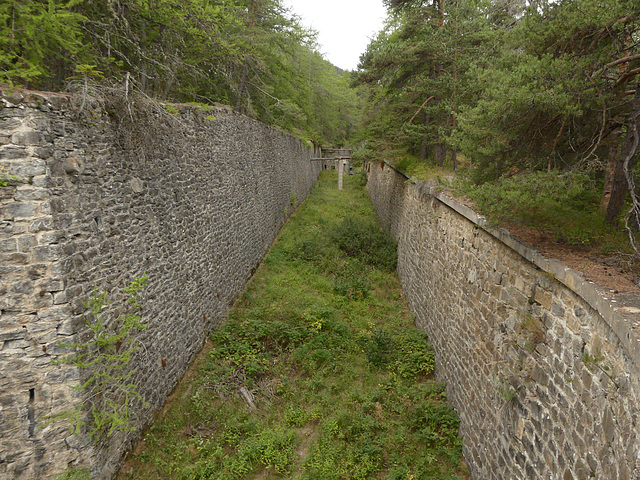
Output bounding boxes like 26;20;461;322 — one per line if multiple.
615;67;640;88
606;53;640;69
408;96;435;123
623;85;640;257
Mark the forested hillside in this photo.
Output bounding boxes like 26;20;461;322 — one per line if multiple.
354;0;640;256
0;0;360;146
4;0;640;256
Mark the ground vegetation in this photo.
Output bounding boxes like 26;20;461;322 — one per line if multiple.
115;172;467;480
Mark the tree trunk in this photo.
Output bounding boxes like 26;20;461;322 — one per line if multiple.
419;114;430;161
433;143;447;166
601;85;640;224
234;0;255;113
235;60;250;112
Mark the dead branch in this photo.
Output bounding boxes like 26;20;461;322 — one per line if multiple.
623;85;640;257
247;81;281;103
615;67;640;88
238;386;257;411
582;102;607;164
408;96;435;123
606;54;640;69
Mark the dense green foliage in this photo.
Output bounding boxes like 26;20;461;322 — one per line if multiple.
329;217;398;271
0;0;360;145
355;0;640;172
455;170;630;250
118;172;465;479
354;0;640;249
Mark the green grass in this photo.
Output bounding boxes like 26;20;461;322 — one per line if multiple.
117;171;466;480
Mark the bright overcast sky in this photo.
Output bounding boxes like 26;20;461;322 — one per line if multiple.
283;0;388;71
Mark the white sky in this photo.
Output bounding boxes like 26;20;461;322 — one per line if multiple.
283;0;388;71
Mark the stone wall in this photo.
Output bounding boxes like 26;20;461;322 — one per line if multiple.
367;161;640;480
0;89;320;479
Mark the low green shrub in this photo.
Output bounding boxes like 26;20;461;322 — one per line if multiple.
209;317;310;380
362;328;394;368
329;217;398;271
360;327;435;378
457;169;629;250
333;270;371;299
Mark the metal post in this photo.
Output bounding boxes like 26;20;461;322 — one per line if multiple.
338;160;344;190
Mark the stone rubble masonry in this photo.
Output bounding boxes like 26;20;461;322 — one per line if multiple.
367;160;640;480
0;88;321;480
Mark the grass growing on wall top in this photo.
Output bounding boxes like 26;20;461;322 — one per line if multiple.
116;171;466;480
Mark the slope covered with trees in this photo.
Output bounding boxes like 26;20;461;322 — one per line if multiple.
354;0;640;256
0;0;360;146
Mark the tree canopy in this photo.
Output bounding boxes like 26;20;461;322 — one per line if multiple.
0;0;360;146
4;0;640;245
354;0;640;236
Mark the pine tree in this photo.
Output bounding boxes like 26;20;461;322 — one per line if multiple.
0;0;86;87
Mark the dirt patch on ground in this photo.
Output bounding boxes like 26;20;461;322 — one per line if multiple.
434;185;640;295
503;222;640;294
294;425;317;467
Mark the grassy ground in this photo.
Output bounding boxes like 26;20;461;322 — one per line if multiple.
116;171;467;480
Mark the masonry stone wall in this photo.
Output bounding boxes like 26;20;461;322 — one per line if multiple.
367;160;640;480
0;89;320;479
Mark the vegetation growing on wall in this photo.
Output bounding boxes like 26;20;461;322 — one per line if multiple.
54;275;149;444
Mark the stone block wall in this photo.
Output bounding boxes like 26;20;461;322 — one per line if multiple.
0;89;320;479
367;160;640;480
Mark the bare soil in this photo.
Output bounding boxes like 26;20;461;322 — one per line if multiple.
504;222;640;294
437;184;640;295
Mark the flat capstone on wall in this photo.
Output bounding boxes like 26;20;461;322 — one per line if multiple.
0;88;320;479
367;160;640;480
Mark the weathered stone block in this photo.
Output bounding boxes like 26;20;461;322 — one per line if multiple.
37;279;64;292
0;238;17;252
28;216;53;233
0;328;26;342
580;282;600;311
533;287;553;310
2;202;37;219
2;338;29;349
32;245;60;262
15;186;48;202
551;302;565;317
1;252;29;265
547;259;567;282
11;281;34;294
17;235;37;252
564;269;584;292
0;146;29;160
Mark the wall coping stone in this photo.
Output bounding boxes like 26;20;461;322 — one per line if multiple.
385;160;640;376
